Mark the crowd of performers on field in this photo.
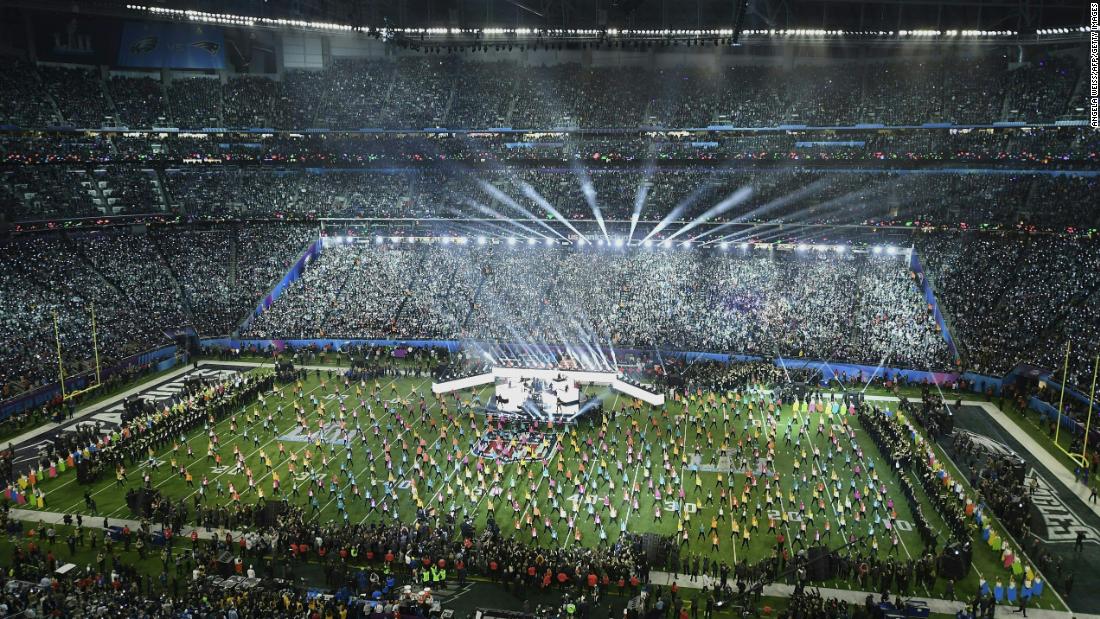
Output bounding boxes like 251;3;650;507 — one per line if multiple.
2;372;275;509
1;365;1048;605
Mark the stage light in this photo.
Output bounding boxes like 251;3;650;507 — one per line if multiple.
374;236;384;244
835;244;846;253
872;245;883;254
441;236;451;245
544;237;554;246
598;238;606;246
661;239;671;248
740;242;750;250
613;237;624;248
814;244;826;252
477;235;487;245
886;245;897;255
797;243;809;251
391;236;400;244
507;237;516;246
457;236;468;245
719;241;729;250
683;240;693;249
643;239;653;248
527;237;536;246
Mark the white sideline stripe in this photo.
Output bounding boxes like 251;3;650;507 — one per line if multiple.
3;364;197;448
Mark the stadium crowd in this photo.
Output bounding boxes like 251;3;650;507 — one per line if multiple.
4;163;1097;234
244;243;954;370
4;222;1100;398
0;55;1086;130
0;225;316;398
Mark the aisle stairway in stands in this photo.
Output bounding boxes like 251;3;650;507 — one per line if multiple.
389;246;429;328
440;82;456;127
915;248;966;366
66;232;127;299
227;229;239;287
149;234;198;326
460;269;488;334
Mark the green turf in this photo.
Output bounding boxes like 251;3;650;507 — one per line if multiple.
18;370;1056;608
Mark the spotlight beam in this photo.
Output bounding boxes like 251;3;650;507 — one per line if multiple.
519;182;590;243
628;154;657;243
694;178;833;243
476;180;568;240
572;163;610;242
771;177;903;229
462;199;551;240
665;186;753;241
639;176;718;243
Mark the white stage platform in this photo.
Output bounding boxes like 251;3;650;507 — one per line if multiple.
432;367;664;421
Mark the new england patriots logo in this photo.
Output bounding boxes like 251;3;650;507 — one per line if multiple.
191;41;221;55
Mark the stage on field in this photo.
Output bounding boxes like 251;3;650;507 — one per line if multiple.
432;366;664;421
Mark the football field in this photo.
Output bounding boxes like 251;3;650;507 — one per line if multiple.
30;366;1013;598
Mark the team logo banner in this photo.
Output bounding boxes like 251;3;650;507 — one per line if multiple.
118;21;226;69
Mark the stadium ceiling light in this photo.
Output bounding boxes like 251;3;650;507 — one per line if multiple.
872;245;882;254
613;238;624;248
391;236;400;243
740;242;750;250
527;237;537;246
507;237;517;246
643;239;653;248
457;236;468;245
886;245;897;255
441;236;451;245
797;243;809;251
477;236;487;245
719;241;729;250
544;237;554;246
374;236;384;244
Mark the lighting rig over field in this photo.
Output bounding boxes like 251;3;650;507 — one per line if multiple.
122;5;1091;44
352;232;903;257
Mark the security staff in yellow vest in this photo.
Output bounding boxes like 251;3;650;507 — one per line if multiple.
435;565;447;588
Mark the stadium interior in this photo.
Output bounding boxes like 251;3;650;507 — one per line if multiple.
0;0;1098;618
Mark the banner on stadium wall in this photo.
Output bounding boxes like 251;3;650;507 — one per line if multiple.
118;21;227;69
910;251;961;365
794;141;866;148
32;12;121;64
237;238;321;333
961;371;1003;396
773;357;960;386
206;338;461;353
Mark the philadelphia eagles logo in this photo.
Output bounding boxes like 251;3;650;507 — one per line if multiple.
130;37;158;54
